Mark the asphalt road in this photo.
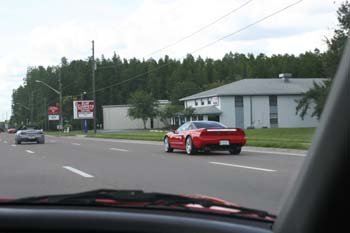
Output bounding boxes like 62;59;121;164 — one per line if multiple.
0;132;306;214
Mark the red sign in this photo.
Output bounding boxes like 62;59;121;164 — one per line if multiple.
73;100;94;119
48;106;59;115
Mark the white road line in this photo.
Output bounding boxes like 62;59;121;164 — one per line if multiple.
62;166;94;178
25;150;35;154
3;140;8;144
11;144;16;147
209;162;276;172
242;149;306;157
71;143;81;146
109;148;129;152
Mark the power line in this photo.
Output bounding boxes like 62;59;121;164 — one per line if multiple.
96;0;253;70
146;0;253;57
191;0;304;54
84;0;304;95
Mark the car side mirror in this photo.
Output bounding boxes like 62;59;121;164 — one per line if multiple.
171;129;178;134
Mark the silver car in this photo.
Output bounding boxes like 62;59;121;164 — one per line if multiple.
15;126;45;144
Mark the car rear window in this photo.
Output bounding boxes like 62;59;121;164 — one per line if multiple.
193;122;226;129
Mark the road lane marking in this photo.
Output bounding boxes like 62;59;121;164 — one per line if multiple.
11;144;16;147
62;166;94;178
3;140;8;144
109;148;129;152
25;150;35;154
209;162;276;172
71;143;81;146
243;149;306;157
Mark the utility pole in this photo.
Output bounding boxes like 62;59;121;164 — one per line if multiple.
30;92;34;124
43;97;47;130
92;40;96;133
59;70;63;132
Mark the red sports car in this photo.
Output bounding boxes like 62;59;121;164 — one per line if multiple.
164;121;247;155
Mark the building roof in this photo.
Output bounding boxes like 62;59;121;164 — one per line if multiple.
179;78;327;101
103;100;170;108
193;106;222;115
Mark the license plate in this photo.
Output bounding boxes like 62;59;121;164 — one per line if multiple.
219;140;230;146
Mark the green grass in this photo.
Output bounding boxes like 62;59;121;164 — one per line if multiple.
46;128;316;150
45;130;92;137
245;127;316;149
89;131;166;141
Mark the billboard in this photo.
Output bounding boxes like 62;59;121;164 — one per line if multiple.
48;106;59;121
73;100;95;119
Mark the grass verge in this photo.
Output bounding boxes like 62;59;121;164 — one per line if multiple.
46;128;316;150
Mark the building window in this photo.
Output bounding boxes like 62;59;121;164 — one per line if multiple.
208;98;211;105
208;115;220;122
195;100;198;106
269;96;278;128
235;96;243;107
198;115;204;121
201;99;205;105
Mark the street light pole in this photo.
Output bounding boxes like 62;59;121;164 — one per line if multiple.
92;40;97;133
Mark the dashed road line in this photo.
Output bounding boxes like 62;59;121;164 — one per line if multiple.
25;150;35;154
71;143;81;146
11;144;16;147
109;148;129;152
243;149;306;157
62;166;94;178
209;161;276;172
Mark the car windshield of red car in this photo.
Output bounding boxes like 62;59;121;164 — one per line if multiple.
193;121;227;129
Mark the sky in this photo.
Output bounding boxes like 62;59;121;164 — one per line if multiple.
0;0;342;121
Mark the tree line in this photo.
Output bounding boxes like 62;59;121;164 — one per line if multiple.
10;1;349;130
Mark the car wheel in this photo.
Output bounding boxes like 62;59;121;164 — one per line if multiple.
185;137;196;155
229;145;241;155
15;139;21;145
164;137;173;152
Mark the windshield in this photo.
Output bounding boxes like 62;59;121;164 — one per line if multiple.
0;0;348;220
193;121;227;129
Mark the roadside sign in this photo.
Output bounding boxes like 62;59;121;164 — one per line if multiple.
48;106;59;115
48;115;59;121
48;106;60;121
73;100;94;119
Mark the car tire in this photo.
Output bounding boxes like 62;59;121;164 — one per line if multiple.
164;137;173;152
185;137;196;155
37;137;45;144
229;145;241;155
15;139;21;145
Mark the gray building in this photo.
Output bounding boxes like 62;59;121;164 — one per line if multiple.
179;76;325;128
103;100;170;130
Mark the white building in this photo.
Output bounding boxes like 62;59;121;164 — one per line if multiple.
179;76;326;128
103;100;170;130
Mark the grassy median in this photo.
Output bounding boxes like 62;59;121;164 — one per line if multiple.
46;128;316;150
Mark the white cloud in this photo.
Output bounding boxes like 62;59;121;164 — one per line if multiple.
0;0;342;120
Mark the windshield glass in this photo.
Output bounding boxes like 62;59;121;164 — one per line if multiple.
193;121;227;129
0;0;347;219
